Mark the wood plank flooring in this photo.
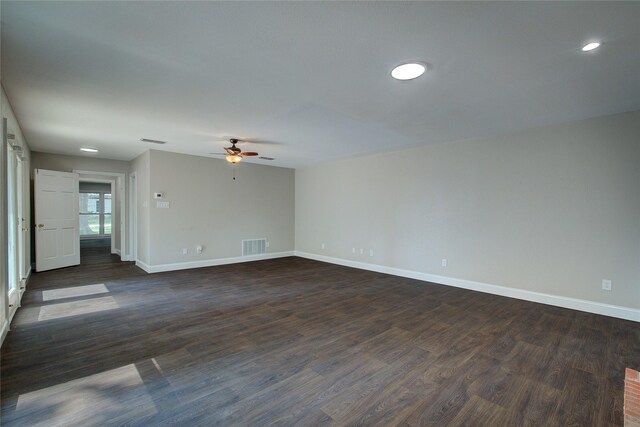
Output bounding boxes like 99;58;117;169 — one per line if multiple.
1;248;638;426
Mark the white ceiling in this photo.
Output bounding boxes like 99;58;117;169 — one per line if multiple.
2;1;640;168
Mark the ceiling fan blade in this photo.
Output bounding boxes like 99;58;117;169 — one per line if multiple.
259;156;275;161
241;152;259;157
209;153;227;156
237;139;282;146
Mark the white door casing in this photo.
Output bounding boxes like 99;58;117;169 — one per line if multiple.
35;169;80;271
129;172;137;262
74;170;127;260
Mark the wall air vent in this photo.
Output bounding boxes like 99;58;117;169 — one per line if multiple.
242;239;267;256
140;138;168;144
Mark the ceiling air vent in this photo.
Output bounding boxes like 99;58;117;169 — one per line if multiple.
140;138;167;144
242;239;267;256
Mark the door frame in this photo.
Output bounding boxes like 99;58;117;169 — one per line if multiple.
6;138;19;311
16;153;30;290
129;172;137;263
1;118;8;340
1;117;29;340
5;128;27;316
73;170;128;260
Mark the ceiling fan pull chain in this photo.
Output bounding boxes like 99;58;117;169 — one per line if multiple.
233;167;236;181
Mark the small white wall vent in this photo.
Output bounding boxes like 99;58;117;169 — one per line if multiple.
242;239;267;256
140;138;167;144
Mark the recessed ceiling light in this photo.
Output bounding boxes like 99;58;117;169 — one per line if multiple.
582;42;601;52
391;62;426;80
80;148;98;153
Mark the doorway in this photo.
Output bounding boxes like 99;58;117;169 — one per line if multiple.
79;180;113;258
73;170;127;261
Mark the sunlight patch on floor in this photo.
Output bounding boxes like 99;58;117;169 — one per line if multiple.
38;296;119;321
15;364;157;426
151;357;165;376
42;284;109;301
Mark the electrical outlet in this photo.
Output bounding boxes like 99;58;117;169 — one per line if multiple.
369;249;374;257
182;248;188;255
196;245;203;254
352;248;356;254
321;243;325;250
602;279;612;291
360;248;364;255
441;259;448;267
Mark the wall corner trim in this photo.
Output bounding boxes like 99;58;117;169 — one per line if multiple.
294;251;640;323
138;251;295;274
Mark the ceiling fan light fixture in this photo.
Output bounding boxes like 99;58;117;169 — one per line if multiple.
226;154;242;164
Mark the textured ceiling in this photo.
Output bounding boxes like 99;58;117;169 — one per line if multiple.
2;1;640;168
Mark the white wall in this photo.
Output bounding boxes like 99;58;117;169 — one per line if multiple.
31;152;130;175
30;152;130;255
296;110;640;314
144;150;295;268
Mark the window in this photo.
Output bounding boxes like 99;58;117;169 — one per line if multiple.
80;191;111;236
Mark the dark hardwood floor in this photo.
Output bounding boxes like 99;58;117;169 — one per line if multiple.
1;248;638;426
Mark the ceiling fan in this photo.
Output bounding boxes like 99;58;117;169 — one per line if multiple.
210;138;274;164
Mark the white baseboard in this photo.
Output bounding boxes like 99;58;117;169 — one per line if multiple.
135;260;151;273
137;251;295;274
295;251;640;323
0;322;9;348
113;248;121;256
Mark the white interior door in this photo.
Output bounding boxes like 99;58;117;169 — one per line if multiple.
35;169;80;271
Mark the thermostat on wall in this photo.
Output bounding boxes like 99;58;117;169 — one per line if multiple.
154;192;164;199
